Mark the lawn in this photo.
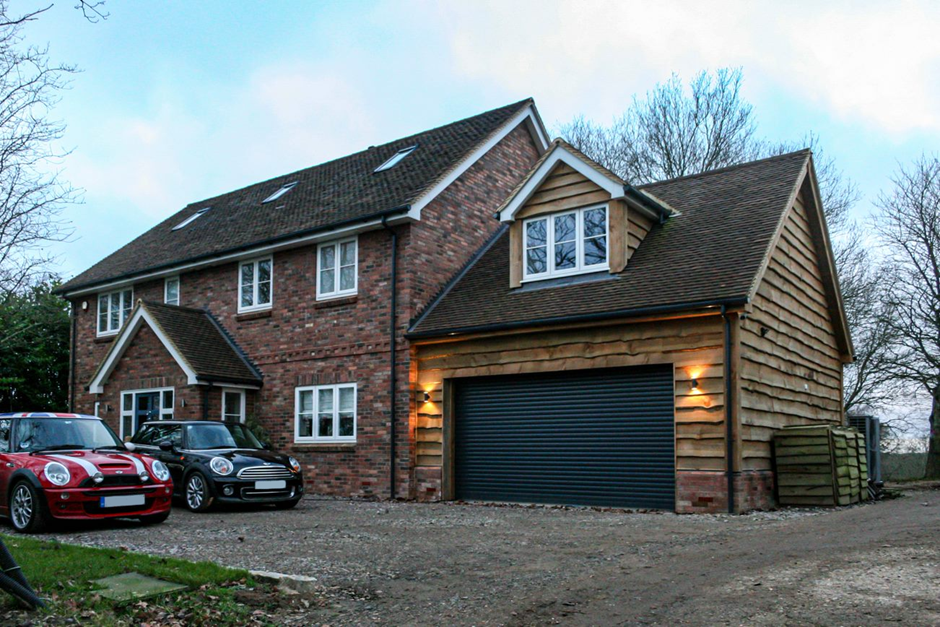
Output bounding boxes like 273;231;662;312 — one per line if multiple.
0;534;284;626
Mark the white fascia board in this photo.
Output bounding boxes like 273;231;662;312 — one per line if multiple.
88;307;199;393
407;105;551;221
63;215;410;298
498;148;625;223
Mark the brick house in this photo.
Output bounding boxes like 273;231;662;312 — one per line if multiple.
58;101;852;513
57;99;549;499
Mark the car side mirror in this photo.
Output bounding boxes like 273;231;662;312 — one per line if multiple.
124;442;137;452
261;441;272;450
158;440;174;452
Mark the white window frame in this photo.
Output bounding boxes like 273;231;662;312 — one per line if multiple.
237;256;273;313
294;383;357;443
221;388;246;424
164;276;180;306
522;203;609;282
119;387;175;440
316;236;358;301
97;288;134;337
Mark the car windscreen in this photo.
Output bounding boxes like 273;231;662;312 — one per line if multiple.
184;423;263;450
13;418;123;452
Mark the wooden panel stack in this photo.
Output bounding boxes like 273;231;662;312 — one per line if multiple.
774;425;867;507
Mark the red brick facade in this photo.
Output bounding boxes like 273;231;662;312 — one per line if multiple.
676;471;776;514
68;123;542;500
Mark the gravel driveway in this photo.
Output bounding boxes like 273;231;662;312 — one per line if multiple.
31;487;940;626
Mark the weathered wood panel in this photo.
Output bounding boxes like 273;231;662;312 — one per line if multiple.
415;316;725;472
740;192;843;470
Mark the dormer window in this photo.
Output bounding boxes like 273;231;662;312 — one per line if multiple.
523;204;608;281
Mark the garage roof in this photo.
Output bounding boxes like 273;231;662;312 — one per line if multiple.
409;149;814;336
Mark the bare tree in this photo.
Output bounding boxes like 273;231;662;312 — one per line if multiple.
874;156;940;478
0;1;78;299
560;68;762;184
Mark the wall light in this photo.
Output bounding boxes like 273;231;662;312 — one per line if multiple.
423;391;431;403
690;379;699;391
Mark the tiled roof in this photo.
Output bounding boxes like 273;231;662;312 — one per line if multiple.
409;150;811;336
59;99;536;293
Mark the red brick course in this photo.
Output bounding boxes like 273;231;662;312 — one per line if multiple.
676;470;776;514
68;123;542;501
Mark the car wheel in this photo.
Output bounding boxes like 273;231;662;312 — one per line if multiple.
9;482;48;534
273;498;301;510
184;471;214;513
138;510;171;525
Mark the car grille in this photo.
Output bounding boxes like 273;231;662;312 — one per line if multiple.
79;474;144;488
237;465;293;480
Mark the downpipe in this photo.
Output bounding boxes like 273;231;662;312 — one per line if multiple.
721;305;735;514
382;216;398;499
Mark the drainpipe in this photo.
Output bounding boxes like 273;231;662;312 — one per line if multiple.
382;216;398;500
721;305;735;514
68;302;77;412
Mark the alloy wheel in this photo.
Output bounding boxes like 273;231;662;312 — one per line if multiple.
11;484;33;530
186;475;205;510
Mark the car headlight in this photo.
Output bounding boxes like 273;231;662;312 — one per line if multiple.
151;460;171;482
209;457;234;476
44;461;71;486
288;457;302;474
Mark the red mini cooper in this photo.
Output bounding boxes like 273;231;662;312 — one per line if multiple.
0;413;173;533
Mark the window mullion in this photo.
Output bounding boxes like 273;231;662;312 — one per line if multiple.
333;387;340;439
576;209;584;273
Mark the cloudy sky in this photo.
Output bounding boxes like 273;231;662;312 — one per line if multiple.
23;0;940;278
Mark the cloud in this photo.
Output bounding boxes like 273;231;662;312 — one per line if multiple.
429;0;940;134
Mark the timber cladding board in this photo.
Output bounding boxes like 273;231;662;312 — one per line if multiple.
414;316;725;472
740;194;843;471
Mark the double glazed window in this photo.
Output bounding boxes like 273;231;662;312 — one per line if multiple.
222;389;246;423
523;204;608;280
98;288;133;336
164;277;180;306
317;237;357;300
238;257;272;312
120;388;174;440
295;383;356;443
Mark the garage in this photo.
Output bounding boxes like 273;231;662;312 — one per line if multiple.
454;365;676;509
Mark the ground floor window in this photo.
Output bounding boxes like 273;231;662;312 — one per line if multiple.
119;388;174;440
295;383;356;443
222;388;246;423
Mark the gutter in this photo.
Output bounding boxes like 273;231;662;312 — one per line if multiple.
55;205;412;297
381;215;400;500
624;185;671;224
406;296;748;340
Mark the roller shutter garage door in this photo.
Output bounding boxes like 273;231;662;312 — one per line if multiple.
454;365;675;509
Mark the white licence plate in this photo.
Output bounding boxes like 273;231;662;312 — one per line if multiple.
100;494;146;508
255;480;286;490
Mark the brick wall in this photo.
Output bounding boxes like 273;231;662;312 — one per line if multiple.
68;121;542;501
676;470;776;514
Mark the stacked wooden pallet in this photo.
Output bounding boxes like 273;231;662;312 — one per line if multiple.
773;425;869;507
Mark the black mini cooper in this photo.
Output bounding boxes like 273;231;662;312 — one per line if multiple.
129;421;303;512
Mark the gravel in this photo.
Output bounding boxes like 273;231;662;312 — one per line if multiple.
27;488;940;625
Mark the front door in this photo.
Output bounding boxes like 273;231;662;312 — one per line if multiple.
134;392;161;436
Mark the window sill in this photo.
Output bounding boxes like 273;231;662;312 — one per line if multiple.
313;295;358;309
94;334;117;344
236;309;273;322
292;442;356;453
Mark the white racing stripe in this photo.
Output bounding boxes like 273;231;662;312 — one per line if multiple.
48;454;97;479
117;454;147;475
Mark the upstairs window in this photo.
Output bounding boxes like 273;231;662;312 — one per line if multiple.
98;288;133;336
374;145;417;173
263;182;297;204
172;207;210;231
164;277;180;306
317;237;357;300
523;204;608;281
238;257;273;313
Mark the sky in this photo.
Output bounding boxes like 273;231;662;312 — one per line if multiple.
17;0;940;279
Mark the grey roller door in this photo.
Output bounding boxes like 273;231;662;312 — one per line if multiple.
454;365;675;509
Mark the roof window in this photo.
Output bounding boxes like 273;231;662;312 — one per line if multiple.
172;207;211;231
374;145;417;173
262;181;298;204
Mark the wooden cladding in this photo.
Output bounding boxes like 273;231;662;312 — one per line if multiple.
740;192;843;471
414;316;726;472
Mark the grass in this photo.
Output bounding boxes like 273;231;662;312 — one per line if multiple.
0;534;284;625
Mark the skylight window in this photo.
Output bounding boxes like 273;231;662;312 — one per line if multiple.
172;207;210;231
263;181;298;204
374;145;417;173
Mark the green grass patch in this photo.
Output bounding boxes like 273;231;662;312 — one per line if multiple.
0;534;285;625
